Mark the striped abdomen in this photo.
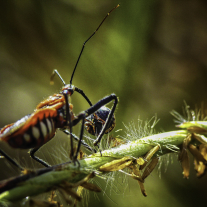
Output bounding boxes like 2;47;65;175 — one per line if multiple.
0;108;58;149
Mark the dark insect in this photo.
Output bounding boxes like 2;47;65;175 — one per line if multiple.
0;4;119;169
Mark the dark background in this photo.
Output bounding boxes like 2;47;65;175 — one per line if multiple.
0;0;207;206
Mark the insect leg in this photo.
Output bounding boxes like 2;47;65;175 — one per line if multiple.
62;111;88;161
62;130;95;153
30;147;51;168
63;93;74;160
0;149;24;171
93;94;118;146
50;70;92;107
72;94;118;146
70;112;98;161
74;113;86;161
74;87;93;106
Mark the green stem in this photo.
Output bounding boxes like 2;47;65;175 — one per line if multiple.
0;130;188;202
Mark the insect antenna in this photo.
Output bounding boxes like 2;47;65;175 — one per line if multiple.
50;69;66;85
69;4;120;85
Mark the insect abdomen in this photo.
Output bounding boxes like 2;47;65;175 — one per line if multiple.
0;109;57;149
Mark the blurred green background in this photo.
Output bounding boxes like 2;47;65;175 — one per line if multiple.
0;0;207;206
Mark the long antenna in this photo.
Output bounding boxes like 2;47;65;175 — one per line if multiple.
69;4;120;85
50;69;66;85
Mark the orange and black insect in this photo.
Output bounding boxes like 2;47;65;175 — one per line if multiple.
0;4;119;168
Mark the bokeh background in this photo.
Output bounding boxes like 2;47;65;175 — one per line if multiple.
0;0;207;206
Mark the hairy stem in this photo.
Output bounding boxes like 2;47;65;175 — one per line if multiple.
0;130;188;202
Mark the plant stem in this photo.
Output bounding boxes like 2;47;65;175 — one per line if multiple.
0;130;188;202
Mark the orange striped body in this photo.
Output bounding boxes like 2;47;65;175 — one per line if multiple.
0;93;73;149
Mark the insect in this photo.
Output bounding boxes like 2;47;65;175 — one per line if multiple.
0;4;119;168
